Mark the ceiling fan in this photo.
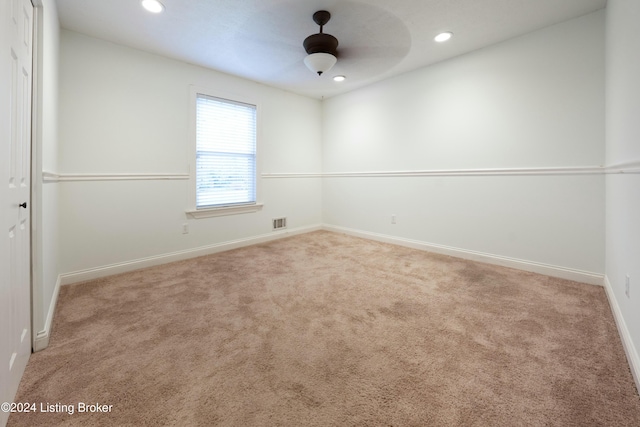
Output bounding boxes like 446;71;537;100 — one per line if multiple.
229;3;410;87
302;10;339;76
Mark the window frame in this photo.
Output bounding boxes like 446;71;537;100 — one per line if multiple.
186;85;263;219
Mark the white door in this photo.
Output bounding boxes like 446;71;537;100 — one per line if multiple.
1;0;34;422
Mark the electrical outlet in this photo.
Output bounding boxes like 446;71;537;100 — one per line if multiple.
625;275;630;298
182;223;189;234
391;214;396;224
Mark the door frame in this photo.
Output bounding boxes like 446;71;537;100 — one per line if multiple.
30;0;44;352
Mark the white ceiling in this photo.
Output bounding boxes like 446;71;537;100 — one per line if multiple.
55;0;607;99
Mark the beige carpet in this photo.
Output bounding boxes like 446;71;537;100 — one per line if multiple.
8;231;640;426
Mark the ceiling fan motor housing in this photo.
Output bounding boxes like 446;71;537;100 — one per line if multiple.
303;33;338;56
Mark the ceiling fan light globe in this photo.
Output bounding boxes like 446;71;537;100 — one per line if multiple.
304;52;337;76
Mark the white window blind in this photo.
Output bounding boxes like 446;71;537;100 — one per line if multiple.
195;94;257;209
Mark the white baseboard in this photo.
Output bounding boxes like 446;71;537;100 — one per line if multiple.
604;276;640;393
322;225;605;286
60;224;322;286
33;274;61;352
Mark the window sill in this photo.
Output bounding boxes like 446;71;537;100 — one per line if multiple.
186;203;263;219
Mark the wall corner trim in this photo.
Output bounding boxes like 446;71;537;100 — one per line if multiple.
42;171;60;182
603;276;640;394
33;275;62;352
322;224;605;286
605;159;640;174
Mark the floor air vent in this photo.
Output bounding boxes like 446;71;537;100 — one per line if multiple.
272;217;287;230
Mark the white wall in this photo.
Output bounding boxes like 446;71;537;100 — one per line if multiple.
322;11;605;280
31;0;60;351
58;30;322;277
605;0;640;388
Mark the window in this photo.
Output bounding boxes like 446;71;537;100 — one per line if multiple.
188;88;262;218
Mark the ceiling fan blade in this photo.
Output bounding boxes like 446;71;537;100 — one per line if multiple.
338;45;408;61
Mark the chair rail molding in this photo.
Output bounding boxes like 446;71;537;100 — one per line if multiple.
42;172;190;182
46;163;640;183
263;165;614;178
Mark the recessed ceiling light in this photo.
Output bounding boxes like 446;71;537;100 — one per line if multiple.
434;32;453;42
142;0;164;13
333;75;346;82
